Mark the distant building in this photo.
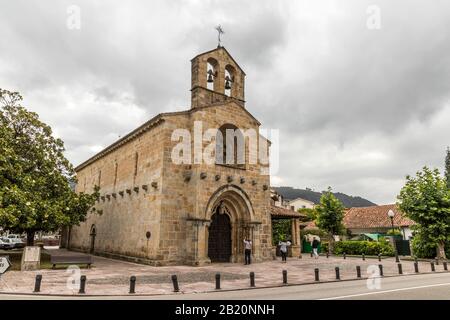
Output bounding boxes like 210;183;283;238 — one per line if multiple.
288;197;316;211
344;204;415;240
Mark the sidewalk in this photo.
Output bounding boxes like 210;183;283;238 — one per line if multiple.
0;251;446;296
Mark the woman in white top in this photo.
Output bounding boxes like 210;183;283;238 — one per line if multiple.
278;239;291;263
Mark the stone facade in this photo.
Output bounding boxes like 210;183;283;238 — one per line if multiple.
68;46;276;266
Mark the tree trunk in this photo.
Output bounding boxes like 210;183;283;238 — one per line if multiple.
328;233;335;254
26;230;35;246
437;241;446;260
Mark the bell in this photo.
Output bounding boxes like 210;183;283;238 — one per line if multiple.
207;70;214;83
225;77;232;90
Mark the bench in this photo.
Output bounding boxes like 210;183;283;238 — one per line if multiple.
50;255;93;269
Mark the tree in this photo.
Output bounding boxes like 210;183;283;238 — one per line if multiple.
272;219;291;245
0;88;99;245
298;207;317;221
315;187;345;254
445;147;450;189
397;167;450;260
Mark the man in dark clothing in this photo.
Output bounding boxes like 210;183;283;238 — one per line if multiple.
244;238;252;265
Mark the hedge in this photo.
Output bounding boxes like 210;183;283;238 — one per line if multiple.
332;241;395;256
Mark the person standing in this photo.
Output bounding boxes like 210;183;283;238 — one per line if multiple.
243;238;252;265
312;237;320;259
278;239;292;263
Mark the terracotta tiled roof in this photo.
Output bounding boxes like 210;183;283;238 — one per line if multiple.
270;205;308;220
344;204;415;229
301;220;318;230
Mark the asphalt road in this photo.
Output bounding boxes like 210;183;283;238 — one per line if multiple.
1;272;449;300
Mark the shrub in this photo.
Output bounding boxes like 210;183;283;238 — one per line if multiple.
411;236;435;258
333;240;394;256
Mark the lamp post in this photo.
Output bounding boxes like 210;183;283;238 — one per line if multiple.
388;209;400;262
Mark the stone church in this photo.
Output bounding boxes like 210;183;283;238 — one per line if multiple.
65;46;303;265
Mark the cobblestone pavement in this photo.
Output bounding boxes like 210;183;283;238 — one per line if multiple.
0;250;447;296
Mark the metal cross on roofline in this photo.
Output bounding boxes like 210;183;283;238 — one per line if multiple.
215;25;224;47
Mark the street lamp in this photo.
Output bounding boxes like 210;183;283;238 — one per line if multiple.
387;209;400;262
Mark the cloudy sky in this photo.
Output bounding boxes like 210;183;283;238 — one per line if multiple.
1;0;450;204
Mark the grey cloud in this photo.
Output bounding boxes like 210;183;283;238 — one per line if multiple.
1;0;449;204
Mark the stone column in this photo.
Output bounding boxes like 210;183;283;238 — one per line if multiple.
188;219;211;266
290;218;301;258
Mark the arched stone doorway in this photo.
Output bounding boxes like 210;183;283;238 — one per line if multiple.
204;185;257;263
208;206;232;262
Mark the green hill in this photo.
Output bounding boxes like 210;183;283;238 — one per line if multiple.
273;186;376;208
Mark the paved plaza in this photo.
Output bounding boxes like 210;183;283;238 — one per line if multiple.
0;250;446;296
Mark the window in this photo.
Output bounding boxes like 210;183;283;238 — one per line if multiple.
114;162;118;187
134;152;139;176
216;123;245;167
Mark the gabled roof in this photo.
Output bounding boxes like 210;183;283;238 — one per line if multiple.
344;204;415;229
270;205;308;220
301;220;318;230
75;100;261;171
191;46;246;75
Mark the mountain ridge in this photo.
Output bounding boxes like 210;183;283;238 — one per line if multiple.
273;186;377;208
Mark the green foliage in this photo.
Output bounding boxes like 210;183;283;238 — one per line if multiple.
445;147;450;189
272;219;291;245
0;89;99;244
386;229;402;237
411;232;437;258
298;207;317;221
397;166;450;259
411;230;450;259
333;241;395;256
316;187;345;235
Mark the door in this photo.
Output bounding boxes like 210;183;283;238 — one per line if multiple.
208;212;231;262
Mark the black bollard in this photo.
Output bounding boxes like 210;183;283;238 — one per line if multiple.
378;253;381;262
79;275;86;294
378;264;383;276
356;266;361;278
431;262;435;272
33;274;42;293
435;257;439;266
326;252;329;259
129;276;136;294
171;275;179;292
250;272;255;287
398;263;403;275
343;252;346;260
362;253;365;261
414;257;418;264
282;270;287;284
414;262;419;273
310;251;313;258
314;268;320;281
443;261;448;271
215;273;221;290
335;267;340;280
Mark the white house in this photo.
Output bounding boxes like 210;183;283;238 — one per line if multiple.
288;197;316;211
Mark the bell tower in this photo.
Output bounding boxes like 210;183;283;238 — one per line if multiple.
190;46;246;109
